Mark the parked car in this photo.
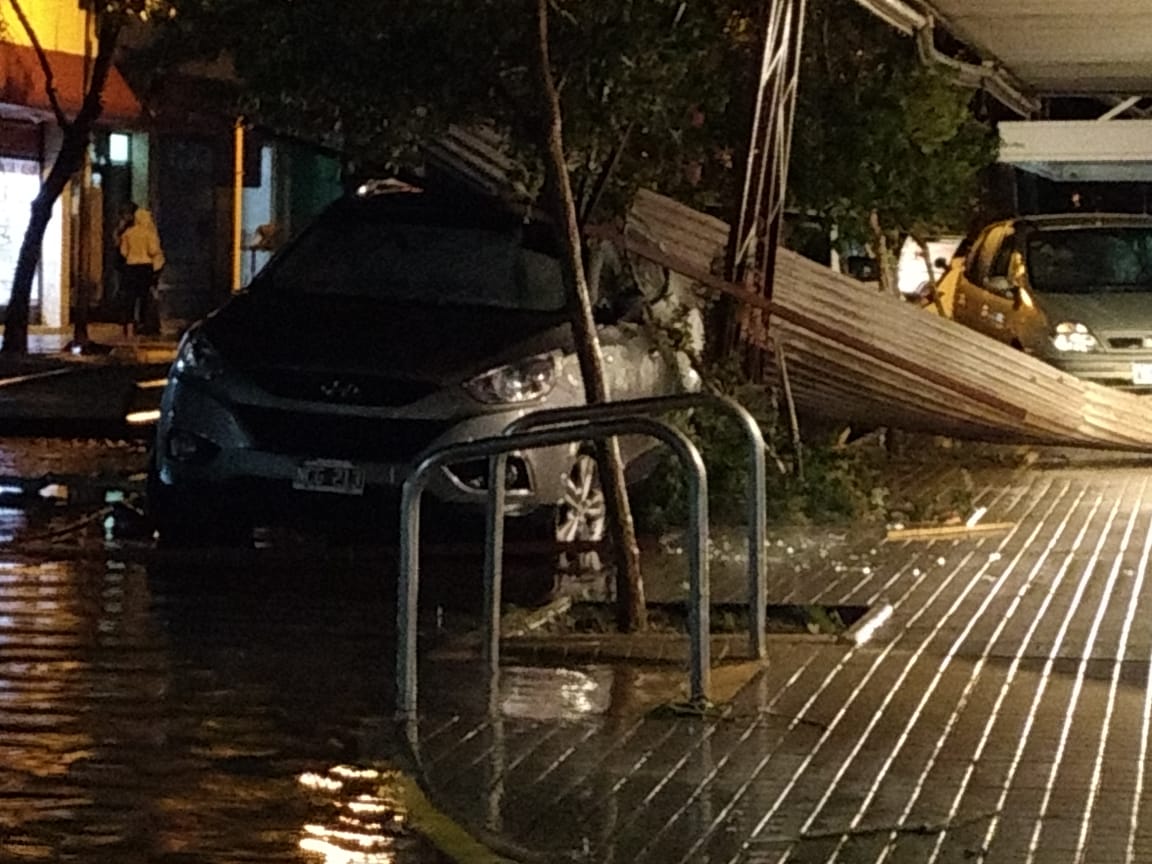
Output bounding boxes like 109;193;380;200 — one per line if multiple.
951;213;1152;390
148;182;694;546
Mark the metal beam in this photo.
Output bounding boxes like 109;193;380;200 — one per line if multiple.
853;0;1040;117
1098;96;1142;121
723;0;807;371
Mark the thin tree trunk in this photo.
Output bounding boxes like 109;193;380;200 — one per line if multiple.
532;0;646;632
71;152;93;349
3;11;121;355
868;209;897;298
912;233;945;315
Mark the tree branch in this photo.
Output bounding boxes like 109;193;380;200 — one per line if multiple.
578;121;632;228
76;15;125;129
800;809;1000;843
8;0;69;128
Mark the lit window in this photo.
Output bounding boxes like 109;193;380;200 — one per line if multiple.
109;133;130;165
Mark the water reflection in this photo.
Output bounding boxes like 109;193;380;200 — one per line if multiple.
498;666;613;720
0;504;27;543
0;557;448;862
0;559;170;860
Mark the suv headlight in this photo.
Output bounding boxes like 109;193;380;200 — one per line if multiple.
464;353;557;404
1051;321;1099;353
172;326;225;381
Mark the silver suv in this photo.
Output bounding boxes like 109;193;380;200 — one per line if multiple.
952;213;1152;389
149;184;692;544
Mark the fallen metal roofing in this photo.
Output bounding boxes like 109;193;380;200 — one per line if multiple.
624;189;1152;451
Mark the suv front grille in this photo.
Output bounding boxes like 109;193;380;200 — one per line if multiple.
1108;336;1152;351
249;369;440;407
233;405;457;461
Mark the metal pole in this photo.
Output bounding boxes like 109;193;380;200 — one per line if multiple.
685;438;710;702
482;453;507;670
396;479;424;718
499;393;767;658
745;415;767;659
723;0;807;365
400;417;711;716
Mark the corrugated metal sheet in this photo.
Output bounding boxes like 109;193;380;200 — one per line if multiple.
626;189;1152;450
423;125;530;201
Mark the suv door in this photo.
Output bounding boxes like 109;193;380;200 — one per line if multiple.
954;225;1021;343
953;225;1002;328
973;229;1021;344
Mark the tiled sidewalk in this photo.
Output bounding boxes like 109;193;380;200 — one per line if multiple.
416;453;1152;863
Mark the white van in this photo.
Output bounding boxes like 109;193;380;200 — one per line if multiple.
897;235;964;299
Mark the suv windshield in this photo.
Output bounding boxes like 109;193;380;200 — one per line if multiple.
256;208;568;312
1026;227;1152;294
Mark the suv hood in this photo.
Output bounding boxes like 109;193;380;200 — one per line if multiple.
1033;290;1152;335
204;292;572;384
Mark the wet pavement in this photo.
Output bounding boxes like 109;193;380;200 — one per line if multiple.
0;554;467;862
410;451;1152;864
0;437;465;862
5;435;1152;863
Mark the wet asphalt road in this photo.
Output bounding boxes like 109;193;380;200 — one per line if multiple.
0;440;465;863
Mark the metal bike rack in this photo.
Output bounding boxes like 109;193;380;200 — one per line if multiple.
397;415;708;719
488;392;768;659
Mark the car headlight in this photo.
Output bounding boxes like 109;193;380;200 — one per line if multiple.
464;353;557;404
1051;321;1099;353
172;326;224;381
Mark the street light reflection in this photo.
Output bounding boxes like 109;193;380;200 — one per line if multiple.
298;836;396;863
126;409;161;425
348;796;397;816
297;767;408;864
299;772;342;792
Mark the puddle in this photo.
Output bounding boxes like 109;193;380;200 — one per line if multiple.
485;661;770;718
535;600;872;636
486;602;882;711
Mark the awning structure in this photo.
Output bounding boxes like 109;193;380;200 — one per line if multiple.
918;0;1152;96
999;118;1152;183
626;189;1152;451
0;42;141;125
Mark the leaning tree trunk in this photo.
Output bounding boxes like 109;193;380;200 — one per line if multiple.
5;129;89;354
912;233;946;315
2;10;120;355
532;0;646;632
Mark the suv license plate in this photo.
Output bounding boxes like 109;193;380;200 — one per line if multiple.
1134;363;1152;386
293;460;366;496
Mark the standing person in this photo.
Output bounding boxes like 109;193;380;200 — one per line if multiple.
111;201;136;318
117;207;165;338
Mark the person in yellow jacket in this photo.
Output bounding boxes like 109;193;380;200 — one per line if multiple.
117;205;165;338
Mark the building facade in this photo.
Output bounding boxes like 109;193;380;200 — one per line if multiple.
2;2;344;337
0;0;142;328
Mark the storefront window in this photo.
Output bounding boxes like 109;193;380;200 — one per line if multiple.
0;157;63;324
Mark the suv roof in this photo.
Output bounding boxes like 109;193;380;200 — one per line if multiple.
1012;213;1152;231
